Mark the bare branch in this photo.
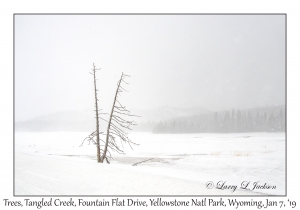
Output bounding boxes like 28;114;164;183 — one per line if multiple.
85;70;139;163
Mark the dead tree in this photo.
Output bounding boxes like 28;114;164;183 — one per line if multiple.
100;72;139;163
81;69;139;164
91;63;101;162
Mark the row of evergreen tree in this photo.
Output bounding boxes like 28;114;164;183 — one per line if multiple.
152;106;285;133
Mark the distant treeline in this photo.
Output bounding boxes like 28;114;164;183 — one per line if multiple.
136;106;285;133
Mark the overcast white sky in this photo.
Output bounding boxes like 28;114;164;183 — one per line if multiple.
15;15;285;121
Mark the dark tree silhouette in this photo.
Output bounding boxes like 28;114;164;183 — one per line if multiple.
100;72;139;163
89;64;101;162
81;66;139;163
151;106;285;134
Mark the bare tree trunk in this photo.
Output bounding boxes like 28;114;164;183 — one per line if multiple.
83;70;139;163
83;65;137;163
100;74;122;163
92;63;101;163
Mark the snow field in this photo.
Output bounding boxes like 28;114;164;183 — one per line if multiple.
15;132;285;195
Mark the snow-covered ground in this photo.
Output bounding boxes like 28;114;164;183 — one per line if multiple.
15;132;285;196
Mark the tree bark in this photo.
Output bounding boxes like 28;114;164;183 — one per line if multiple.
100;73;122;163
92;64;101;163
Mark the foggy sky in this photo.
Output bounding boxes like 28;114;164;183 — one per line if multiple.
15;15;285;121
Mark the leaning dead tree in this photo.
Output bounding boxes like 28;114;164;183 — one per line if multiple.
81;67;139;163
100;72;139;163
